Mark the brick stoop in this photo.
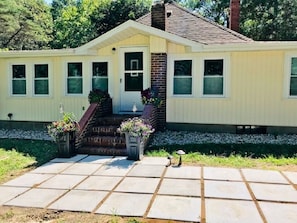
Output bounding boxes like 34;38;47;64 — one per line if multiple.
77;115;135;156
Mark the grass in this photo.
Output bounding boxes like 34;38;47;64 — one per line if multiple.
0;139;57;183
146;144;297;170
0;139;296;183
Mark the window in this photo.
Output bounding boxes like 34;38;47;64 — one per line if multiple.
124;52;143;91
290;57;297;96
67;62;82;94
92;62;108;91
203;59;224;95
173;60;192;95
34;64;49;95
12;64;26;95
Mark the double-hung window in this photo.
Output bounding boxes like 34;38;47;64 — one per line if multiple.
173;60;192;95
67;62;82;94
289;57;297;96
92;62;108;91
203;59;224;95
34;64;49;95
12;64;26;95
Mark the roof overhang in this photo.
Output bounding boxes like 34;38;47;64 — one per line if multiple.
200;41;297;52
75;20;203;54
1;20;297;58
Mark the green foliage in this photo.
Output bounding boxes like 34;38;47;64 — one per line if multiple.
88;89;111;104
175;0;230;26
51;0;152;49
240;0;297;40
91;0;152;37
0;0;53;50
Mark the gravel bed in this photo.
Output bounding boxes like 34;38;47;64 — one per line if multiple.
0;129;52;141
150;130;297;146
1;129;297;145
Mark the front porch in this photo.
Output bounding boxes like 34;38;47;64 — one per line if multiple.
75;99;158;156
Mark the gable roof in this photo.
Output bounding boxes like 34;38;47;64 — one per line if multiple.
137;1;253;44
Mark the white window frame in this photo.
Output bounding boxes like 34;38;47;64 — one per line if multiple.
168;55;195;97
33;63;50;96
66;62;83;95
11;64;27;96
91;61;109;92
200;55;230;98
284;53;297;98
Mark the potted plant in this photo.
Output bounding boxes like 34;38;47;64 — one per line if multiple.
117;117;154;160
88;89;111;104
141;87;162;108
47;112;79;158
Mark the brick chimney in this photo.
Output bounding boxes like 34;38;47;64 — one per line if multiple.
151;0;166;31
229;0;240;32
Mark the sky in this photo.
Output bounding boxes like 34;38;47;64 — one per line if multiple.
44;0;52;4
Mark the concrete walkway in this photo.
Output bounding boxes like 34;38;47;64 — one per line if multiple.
0;155;296;223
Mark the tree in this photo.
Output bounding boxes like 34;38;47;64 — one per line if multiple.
50;0;151;49
240;0;297;40
91;0;152;37
50;0;100;48
0;0;53;50
175;0;230;26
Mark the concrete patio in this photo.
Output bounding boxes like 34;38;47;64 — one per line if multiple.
0;155;296;222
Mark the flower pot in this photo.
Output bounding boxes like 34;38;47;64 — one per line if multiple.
125;133;144;161
56;132;75;158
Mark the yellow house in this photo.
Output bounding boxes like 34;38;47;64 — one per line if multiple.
1;1;297;133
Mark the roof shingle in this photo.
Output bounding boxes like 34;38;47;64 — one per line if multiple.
137;2;253;44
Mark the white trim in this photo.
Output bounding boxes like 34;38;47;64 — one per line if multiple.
200;55;230;98
284;52;297;99
168;53;230;99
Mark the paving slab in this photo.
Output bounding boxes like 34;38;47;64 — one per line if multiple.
205;199;263;223
75;176;122;191
164;166;201;179
3;173;54;187
249;183;297;202
242;169;288;184
283;171;297;184
127;164;165;177
94;158;135;176
30;162;74;174
95;192;152;216
61;163;101;175
0;186;29;205
114;177;160;194
79;155;113;164
137;157;168;166
147;195;201;222
37;174;87;190
49;190;108;212
259;202;297;223
204;167;242;181
204;180;252;200
5;188;67;208
158;178;201;196
50;154;88;163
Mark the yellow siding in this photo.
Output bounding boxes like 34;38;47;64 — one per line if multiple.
167;50;297;127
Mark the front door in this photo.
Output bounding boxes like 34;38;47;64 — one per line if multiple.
120;47;148;112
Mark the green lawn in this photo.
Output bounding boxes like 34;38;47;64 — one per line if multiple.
0;139;57;183
0;139;296;184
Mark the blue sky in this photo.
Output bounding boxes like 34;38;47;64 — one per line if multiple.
45;0;52;4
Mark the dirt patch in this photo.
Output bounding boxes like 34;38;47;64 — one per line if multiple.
0;206;182;223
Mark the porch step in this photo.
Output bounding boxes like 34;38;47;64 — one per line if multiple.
77;146;127;156
78;114;136;156
83;136;126;148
